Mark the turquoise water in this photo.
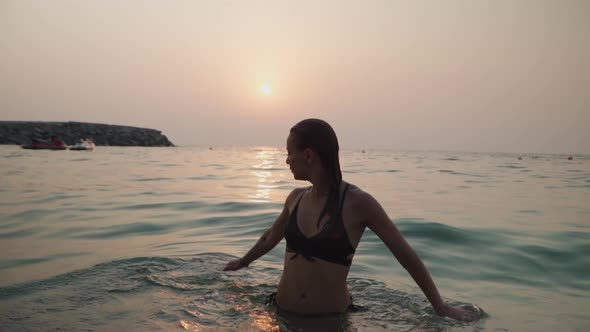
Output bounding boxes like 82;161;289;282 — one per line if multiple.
0;146;589;331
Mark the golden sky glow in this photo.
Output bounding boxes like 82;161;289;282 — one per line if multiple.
1;1;589;153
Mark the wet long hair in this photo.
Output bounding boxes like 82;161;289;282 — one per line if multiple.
290;119;342;228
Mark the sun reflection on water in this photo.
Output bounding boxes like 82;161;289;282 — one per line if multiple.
179;307;280;331
250;311;281;332
180;319;202;331
249;148;281;203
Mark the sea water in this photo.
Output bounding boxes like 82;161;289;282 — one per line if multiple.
0;146;588;331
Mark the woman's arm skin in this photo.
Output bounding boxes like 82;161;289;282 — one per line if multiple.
363;193;478;321
223;189;300;271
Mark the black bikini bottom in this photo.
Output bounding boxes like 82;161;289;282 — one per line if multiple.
264;292;366;315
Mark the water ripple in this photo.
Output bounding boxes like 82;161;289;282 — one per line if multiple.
0;252;90;270
0;253;482;331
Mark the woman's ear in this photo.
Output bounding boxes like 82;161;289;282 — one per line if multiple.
303;148;313;164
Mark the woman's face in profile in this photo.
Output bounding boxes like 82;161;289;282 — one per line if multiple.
286;133;307;180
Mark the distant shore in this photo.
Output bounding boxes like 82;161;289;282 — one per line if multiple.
0;121;174;147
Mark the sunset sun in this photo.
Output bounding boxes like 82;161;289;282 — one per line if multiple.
261;83;272;95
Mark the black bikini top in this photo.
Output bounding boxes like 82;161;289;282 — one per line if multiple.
284;184;356;266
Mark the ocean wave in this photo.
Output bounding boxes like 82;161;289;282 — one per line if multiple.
0;253;481;331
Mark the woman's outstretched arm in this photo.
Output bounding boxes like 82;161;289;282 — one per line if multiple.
363;193;478;322
223;189;300;271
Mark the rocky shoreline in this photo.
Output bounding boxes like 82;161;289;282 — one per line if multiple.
0;121;174;147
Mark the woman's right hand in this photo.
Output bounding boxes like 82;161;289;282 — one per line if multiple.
223;258;247;271
439;303;482;322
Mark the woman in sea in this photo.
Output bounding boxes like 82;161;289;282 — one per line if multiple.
224;118;479;321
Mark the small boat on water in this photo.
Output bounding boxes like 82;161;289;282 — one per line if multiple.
21;137;68;150
69;138;96;151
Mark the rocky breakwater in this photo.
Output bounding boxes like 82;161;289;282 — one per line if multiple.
0;121;174;147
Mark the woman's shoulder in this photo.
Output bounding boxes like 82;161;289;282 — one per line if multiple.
344;182;381;209
284;186;310;203
282;187;311;213
344;182;368;196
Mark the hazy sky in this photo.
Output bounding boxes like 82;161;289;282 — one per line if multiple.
2;1;589;153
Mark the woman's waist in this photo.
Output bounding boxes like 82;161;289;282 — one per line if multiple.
278;272;349;293
276;267;350;313
275;283;351;314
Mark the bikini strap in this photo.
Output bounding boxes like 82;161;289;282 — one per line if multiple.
314;182;350;227
337;183;351;217
292;186;311;212
300;186;312;203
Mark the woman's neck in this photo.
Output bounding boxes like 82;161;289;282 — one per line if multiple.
309;174;337;198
